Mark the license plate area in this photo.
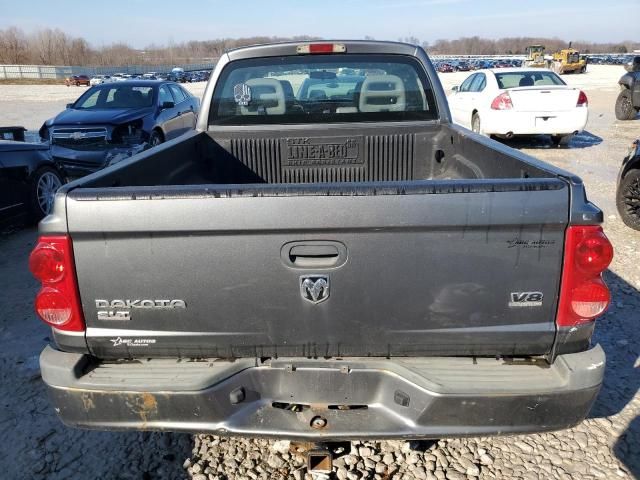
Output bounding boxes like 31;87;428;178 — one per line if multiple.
535;116;558;127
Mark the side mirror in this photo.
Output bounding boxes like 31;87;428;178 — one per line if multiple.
66;103;73;109
451;86;459;92
161;101;175;110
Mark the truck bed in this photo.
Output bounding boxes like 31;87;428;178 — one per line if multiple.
78;123;557;189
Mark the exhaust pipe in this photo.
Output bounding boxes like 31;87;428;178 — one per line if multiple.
505;131;514;139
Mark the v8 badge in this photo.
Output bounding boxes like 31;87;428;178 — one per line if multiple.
509;291;543;307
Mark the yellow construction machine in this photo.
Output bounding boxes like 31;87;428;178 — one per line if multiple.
523;45;547;68
523;43;587;74
549;46;587;74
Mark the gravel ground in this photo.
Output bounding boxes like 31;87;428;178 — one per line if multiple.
0;64;638;479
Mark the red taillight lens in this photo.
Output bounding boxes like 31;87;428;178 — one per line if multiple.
490;92;513;110
35;287;72;326
575;230;614;274
556;226;613;327
29;235;85;332
577;90;588;107
29;244;66;283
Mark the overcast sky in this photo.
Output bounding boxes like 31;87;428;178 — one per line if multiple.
2;0;637;48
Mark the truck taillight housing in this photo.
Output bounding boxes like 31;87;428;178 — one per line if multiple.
29;235;85;332
556;226;613;327
490;92;513;110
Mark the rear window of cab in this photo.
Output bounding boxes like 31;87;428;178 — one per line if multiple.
210;54;438;125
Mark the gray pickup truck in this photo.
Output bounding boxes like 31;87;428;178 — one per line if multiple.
32;41;613;441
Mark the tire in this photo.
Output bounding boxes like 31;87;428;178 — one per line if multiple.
551;134;573;147
471;113;481;134
617;169;640;231
615;89;637;120
75;81;80;86
580;65;586;73
29;167;63;221
149;130;164;148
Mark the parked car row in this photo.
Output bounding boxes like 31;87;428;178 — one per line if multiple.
68;70;212;87
434;53;635;70
587;54;637;66
434;58;523;72
157;70;211;82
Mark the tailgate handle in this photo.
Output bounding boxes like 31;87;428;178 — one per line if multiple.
289;245;339;268
282;242;347;269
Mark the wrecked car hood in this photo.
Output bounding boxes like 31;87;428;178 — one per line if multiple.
51;107;153;126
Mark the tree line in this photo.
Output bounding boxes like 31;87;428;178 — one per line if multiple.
0;26;636;66
0;26;318;66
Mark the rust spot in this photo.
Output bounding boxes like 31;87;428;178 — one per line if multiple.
124;392;158;427
142;392;157;412
80;392;95;412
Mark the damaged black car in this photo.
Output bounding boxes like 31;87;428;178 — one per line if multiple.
39;80;199;179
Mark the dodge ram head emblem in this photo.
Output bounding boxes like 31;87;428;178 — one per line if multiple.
300;275;330;304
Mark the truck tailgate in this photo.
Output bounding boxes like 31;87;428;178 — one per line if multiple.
67;180;568;359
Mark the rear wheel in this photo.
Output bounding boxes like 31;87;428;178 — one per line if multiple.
30;167;63;221
615;89;637;120
617;170;640;231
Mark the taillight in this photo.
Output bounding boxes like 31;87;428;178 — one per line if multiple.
296;43;346;54
556;226;613;327
577;90;588;107
490;92;513;110
29;235;85;332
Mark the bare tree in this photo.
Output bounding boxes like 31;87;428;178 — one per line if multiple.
32;28;57;64
0;27;28;63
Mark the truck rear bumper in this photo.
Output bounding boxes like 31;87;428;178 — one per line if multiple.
40;345;605;440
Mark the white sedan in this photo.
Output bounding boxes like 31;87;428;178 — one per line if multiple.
89;75;111;86
447;68;588;146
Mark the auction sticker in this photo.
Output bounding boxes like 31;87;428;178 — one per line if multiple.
109;337;156;347
233;83;252;106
